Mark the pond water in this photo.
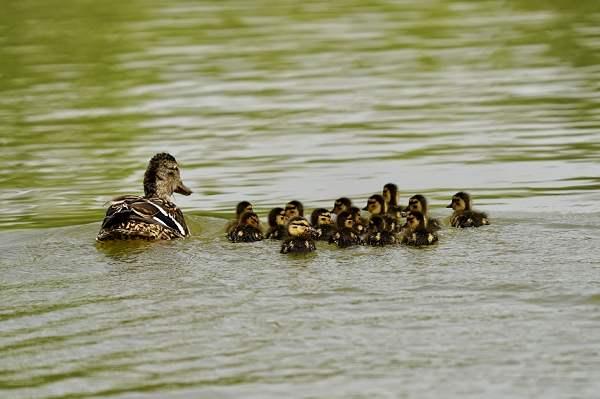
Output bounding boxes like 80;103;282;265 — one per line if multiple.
1;0;599;398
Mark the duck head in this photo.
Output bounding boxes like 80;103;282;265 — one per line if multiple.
336;210;354;230
240;211;260;229
310;208;333;227
331;197;352;215
403;194;428;214
383;183;399;208
285;200;304;219
287;217;316;238
268;207;287;228
447;192;471;212
236;201;254;218
363;194;385;215
402;211;426;232
143;153;192;201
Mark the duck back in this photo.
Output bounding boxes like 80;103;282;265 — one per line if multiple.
97;196;188;241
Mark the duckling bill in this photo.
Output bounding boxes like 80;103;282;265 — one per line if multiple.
96;153;191;241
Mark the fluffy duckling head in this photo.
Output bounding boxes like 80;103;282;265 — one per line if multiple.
336;210;354;230
363;194;385;215
236;201;253;218
383;183;399;207
240;211;260;229
287;217;315;238
267;207;287;228
285;200;304;219
143;153;192;200
404;194;428;214
310;208;333;227
447;192;471;212
403;211;426;232
331;197;352;215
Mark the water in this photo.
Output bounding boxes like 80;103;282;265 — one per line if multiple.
1;0;600;397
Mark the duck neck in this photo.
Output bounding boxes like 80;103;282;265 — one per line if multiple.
144;181;172;202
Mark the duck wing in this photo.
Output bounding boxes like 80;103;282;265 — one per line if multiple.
101;197;188;237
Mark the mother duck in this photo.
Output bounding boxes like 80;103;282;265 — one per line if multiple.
96;153;192;241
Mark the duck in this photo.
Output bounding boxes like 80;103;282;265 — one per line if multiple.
265;207;288;239
96;153;192;241
447;192;490;228
362;194;400;233
382;183;403;216
331;197;352;217
310;208;336;241
400;211;438;246
225;201;253;233
349;206;368;240
328;210;363;248
227;211;264;242
365;215;397;246
285;200;304;219
280;217;318;254
403;194;441;232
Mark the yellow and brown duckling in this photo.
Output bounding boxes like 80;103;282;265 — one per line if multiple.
285;200;304;219
363;194;400;233
265;207;288;239
227;211;264;242
225;201;253;233
97;153;192;241
365;215;397;246
447;192;490;228
280;217;318;254
349;206;368;239
328;210;363;248
382;183;403;215
330;197;352;219
403;194;441;232
310;208;336;241
400;211;438;246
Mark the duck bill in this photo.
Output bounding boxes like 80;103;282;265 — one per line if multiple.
446;203;453;208
175;181;193;196
402;206;409;212
361;205;368;211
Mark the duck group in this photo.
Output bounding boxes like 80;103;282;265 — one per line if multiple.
97;153;491;253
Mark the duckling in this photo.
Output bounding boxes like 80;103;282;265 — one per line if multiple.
265;207;288;239
280;217;318;254
310;208;336;241
225;201;253;233
96;153;192;241
403;194;441;232
400;211;438;246
447;192;490;228
365;215;397;246
227;211;264;242
349;206;368;240
285;200;304;219
328;210;363;248
362;194;400;233
382;183;401;213
331;197;352;216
